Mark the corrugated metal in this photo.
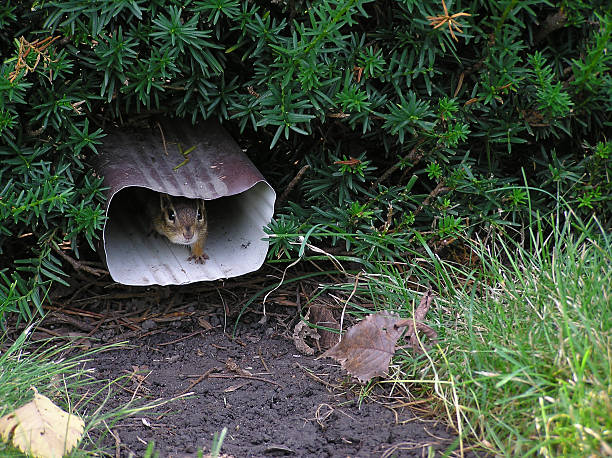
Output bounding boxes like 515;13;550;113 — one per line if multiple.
95;119;275;286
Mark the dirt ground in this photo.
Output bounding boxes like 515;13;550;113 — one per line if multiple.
30;273;480;457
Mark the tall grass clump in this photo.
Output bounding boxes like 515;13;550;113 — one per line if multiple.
443;214;611;456
348;207;610;455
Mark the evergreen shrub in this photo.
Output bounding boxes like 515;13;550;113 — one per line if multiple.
0;0;610;320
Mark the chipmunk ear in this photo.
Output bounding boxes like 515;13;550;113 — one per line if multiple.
159;193;171;210
197;199;206;220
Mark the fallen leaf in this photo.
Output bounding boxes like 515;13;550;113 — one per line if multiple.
309;305;340;349
292;318;320;356
320;289;437;383
224;382;251;393
319;312;403;383
226;358;251;376
394;289;437;353
197;316;213;330
0;388;84;458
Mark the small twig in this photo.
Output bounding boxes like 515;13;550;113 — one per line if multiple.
394;289;437;353
156;121;168;156
53;245;108;277
295;362;339;389
208;373;284;389
412;180;448;218
275;164;311;210
371;139;426;190
374;202;396;233
130;370;151;403
35;327;65;338
381;440;439;458
43;312;95;332
157;330;204;347
179;366;221;395
314;403;335;428
224;332;247;347
339;271;362;343
44;305;104;319
74;291;166;303
216;287;228;334
101;422;121;458
258;347;271;373
453;71;465;98
65;280;106;303
75;316;106;348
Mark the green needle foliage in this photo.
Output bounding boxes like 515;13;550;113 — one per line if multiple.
0;1;611;322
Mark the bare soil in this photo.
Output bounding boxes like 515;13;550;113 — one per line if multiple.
29;273;480;457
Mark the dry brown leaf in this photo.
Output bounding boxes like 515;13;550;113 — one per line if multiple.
309;305;340;350
197;316;214;330
292;319;320;355
319;312;402;383
226;358;251;376
395;289;437;353
224;382;251;393
320;289;437;383
0;388;84;458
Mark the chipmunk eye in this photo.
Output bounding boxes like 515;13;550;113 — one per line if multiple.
167;209;175;222
197;209;203;220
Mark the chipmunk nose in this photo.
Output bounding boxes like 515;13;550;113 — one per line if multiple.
183;227;194;241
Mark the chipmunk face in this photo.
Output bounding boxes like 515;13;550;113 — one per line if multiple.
158;194;207;246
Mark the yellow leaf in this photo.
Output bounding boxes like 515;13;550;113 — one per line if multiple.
0;388;84;458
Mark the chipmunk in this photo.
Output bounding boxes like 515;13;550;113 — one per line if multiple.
152;193;209;264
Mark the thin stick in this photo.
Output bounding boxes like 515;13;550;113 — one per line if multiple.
339;271;362;342
208;373;284;389
179;366;221;395
157;330;204;347
275;164;311;210
157;121;168;155
258;347;271;373
412;180;448;218
130;370;151;403
371;139;425;190
53;245;108;276
295;362;338;389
